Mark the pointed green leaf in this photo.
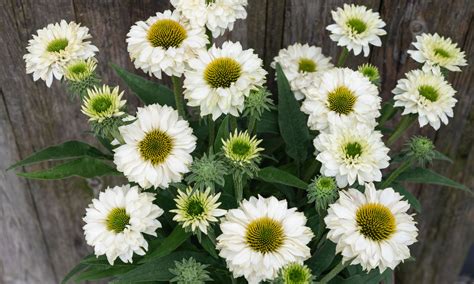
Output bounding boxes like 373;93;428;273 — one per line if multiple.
257;110;279;134
62;263;89;284
139;226;191;263
8;141;111;170
16;157;119;180
112;64;175;107
433;150;453;163
307;240;336;276
74;265;136;282
214;116;230;151
276;64;310;162
397;167;471;193
257;167;308;190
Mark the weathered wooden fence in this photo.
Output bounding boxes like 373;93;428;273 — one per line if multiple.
1;0;472;283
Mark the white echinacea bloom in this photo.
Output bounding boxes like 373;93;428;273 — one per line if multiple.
113;104;197;189
171;0;248;38
325;183;418;272
217;195;314;284
301;68;381;132
271;43;334;100
327;4;386;57
83;184;164;265
314;121;390;188
392;66;457;130
184;41;266;120
126;10;208;79
24;20;98;87
407;33;467;72
81;85;126;122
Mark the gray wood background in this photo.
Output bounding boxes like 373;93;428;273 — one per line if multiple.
0;0;472;283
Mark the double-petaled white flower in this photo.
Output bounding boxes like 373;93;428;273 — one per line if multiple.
184;41;266;120
171;0;248;38
126;10;208;79
327;4;386;57
408;33;467;72
83;185;164;265
24;20;98;87
272;43;334;100
325;183;418;272
113;104;197;189
393;66;457;130
217;195;314;284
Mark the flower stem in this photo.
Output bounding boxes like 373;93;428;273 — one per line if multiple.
336;47;349;67
172;76;186;119
381;159;413;188
208;116;215;150
247;116;257;135
317;261;348;284
386;114;417;146
233;173;243;203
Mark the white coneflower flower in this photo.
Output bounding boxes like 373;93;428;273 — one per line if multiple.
64;58;98;82
171;0;248;38
24;20;98;87
81;85;126;122
184;41;267;120
217;195;314;284
325;183;418;272
301;68;381;132
113;104;197;189
126;10;208;79
407;33;467;72
314;121;390;188
83;184;164;265
271;43;334;100
326;4;386;57
392;66;457;130
171;187;226;234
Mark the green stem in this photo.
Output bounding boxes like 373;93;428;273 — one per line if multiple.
208;116;215;151
336;47;349;67
381;159;413;188
386;114;417;146
317;261;349;284
233;173;243;203
248;116;257;135
230;116;238;132
172;76;186;119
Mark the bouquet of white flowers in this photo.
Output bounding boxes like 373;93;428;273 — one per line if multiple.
12;1;470;283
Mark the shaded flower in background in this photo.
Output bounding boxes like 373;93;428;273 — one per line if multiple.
393;66;457;130
274;262;313;284
217;195;314;284
358;63;380;86
325;183;418;272
271;43;333;100
24;20;98;87
64;58;100;98
83;185;164;265
327;4;386;57
113;104;197;189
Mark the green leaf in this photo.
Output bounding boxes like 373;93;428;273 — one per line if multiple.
16;157;119;180
139;226;191;263
276;64;310;162
392;183;422;213
307;240;336;276
112;64;175;107
200;234;219;259
8;141;111;170
433;150;453;163
257;110;279;134
257;167;308;190
214;116;230;151
329;269;392;284
397;167;471;193
62;263;89;284
74;265;136;282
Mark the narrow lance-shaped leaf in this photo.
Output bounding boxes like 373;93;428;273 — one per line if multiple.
112;64;175;107
16;157;120;180
257;166;308;190
276;64;310;162
397;167;471;193
139;226;191;263
8;140;111;170
214;116;230;151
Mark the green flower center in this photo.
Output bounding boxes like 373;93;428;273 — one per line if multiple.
434;47;451;58
327;86;357;115
346;18;367;34
298;58;317;73
91;96;113;113
106;207;130;233
231;140;251;157
344;142;363;159
286;266;310;284
316;177;336;193
138;129;174;165
245;217;284;253
204;57;242;88
186;198;205;217
69;62;88;75
147;19;187;49
356;203;396;241
47;38;69;53
418;85;439;102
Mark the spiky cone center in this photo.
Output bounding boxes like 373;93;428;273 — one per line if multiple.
327;86;357;115
356;203;396;241
433;47;451;59
418;85;439;102
185;197;206;218
47;38;69;53
298;58;317;73
346;18;367;34
138;129;174;165
147;19;187;49
245;217;285;253
106;207;130;233
280;263;313;284
204;57;242;88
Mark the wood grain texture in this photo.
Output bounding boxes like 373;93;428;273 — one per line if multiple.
0;0;472;283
